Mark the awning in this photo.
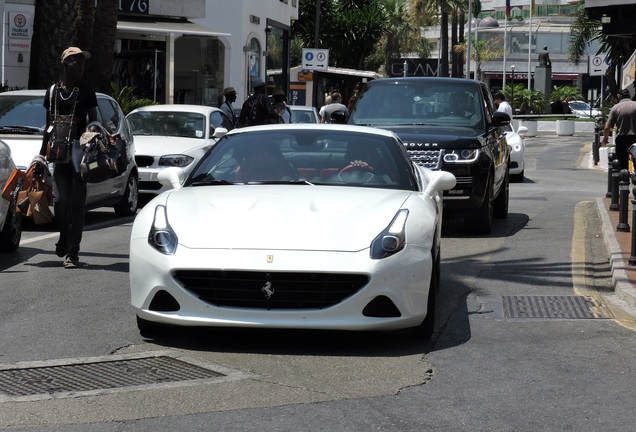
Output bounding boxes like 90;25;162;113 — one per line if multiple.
117;18;230;37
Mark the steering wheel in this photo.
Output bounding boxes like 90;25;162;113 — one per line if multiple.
338;163;375;175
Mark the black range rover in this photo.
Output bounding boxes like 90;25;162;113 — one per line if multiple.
348;77;511;234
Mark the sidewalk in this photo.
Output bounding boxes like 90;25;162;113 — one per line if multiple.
583;143;636;309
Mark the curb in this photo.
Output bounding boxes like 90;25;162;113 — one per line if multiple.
596;197;636;308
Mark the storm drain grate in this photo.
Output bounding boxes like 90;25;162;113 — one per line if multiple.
0;355;224;398
503;295;613;319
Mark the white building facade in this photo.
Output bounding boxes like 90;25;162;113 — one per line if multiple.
1;0;298;105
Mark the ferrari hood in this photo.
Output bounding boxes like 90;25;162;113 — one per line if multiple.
163;185;414;251
133;135;212;156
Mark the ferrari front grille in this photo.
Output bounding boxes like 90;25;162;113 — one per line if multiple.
173;270;369;310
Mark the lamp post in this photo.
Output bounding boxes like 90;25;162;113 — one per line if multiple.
510;64;516;114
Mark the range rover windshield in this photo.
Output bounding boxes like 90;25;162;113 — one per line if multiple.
350;83;485;131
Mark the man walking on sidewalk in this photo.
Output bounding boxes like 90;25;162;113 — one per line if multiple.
602;88;636;171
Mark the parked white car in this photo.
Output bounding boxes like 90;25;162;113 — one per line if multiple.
0;90;139;217
126;104;234;198
0;140;21;252
289;105;321;123
129;124;456;338
505;122;527;182
568;100;601;118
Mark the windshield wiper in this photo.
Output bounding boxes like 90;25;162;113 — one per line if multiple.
244;180;315;185
0;125;43;134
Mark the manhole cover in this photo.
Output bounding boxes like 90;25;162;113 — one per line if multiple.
0;352;231;401
502;295;613;319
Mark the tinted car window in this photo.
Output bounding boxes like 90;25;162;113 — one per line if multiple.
350;82;485;130
97;97;120;133
0;96;46;130
210;111;233;132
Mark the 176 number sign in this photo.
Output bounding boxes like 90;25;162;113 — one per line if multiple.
119;0;149;14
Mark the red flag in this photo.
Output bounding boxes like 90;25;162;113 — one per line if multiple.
505;0;511;17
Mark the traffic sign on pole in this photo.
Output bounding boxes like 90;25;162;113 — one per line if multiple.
589;54;609;77
302;48;329;71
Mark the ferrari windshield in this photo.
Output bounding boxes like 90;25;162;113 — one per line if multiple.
187;128;418;191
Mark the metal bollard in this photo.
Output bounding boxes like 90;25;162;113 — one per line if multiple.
610;159;620;211
607;152;615;198
617;169;631;231
593;122;600;165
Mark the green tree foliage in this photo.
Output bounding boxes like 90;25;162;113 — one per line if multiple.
569;0;636;95
503;84;546;115
110;83;158;115
550;85;583;103
293;0;389;70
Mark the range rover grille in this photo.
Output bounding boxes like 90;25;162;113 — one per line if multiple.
174;270;369;310
407;149;442;169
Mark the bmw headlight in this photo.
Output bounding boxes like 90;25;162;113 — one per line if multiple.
148;205;178;255
159;154;195;167
512;143;522;153
370;209;408;259
443;149;479;163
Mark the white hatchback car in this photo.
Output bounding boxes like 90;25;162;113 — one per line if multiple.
126;104;234;197
289;105;321;124
0;90;139;217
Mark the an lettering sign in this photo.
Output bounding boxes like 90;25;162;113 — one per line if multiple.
389;59;439;77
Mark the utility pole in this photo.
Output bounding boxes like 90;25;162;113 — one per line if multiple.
312;0;321;109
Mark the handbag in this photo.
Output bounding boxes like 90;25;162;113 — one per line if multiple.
28;189;53;225
46;85;78;164
1;168;26;201
79;128;120;183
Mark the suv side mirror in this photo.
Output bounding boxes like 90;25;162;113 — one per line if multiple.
492;111;511;127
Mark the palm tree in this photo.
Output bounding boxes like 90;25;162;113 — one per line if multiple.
28;0;117;92
569;0;636;96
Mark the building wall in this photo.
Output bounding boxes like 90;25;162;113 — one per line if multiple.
197;0;298;103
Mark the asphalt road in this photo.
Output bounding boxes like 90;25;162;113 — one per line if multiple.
1;132;636;431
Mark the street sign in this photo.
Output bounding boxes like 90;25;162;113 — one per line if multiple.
588;54;609;77
302;48;329;71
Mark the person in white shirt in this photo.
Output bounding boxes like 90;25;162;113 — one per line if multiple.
494;92;513;118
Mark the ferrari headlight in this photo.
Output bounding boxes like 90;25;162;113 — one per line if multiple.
148;205;178;255
159;154;195;167
443;149;479;163
370;209;408;260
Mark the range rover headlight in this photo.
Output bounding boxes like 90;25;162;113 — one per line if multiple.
148;205;178;255
370;209;408;259
443;149;480;163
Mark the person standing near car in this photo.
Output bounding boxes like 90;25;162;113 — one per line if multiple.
238;78;278;127
220;86;237;126
320;92;348;123
494;92;513;118
602;88;636;171
39;46;98;269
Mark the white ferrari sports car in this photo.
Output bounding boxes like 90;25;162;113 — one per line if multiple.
129;124;456;338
